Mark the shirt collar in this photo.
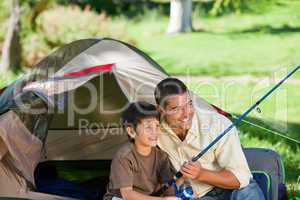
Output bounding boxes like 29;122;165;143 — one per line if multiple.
160;113;200;144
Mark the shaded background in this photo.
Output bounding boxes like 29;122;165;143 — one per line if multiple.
0;0;299;197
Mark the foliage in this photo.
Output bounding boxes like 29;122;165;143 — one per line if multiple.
56;0;169;18
208;0;276;16
0;1;10;39
0;70;23;88
126;0;300;77
37;6;125;46
2;0;299;71
1;3;136;68
25;5;136;66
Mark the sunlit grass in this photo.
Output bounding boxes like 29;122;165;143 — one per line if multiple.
0;0;299;196
124;0;300;77
0;71;23;88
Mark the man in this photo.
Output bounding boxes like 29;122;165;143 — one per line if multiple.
155;78;265;200
103;101;180;200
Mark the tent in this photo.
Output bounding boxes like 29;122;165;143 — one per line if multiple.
0;38;285;199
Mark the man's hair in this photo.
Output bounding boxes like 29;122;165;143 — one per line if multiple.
122;101;159;129
154;78;187;107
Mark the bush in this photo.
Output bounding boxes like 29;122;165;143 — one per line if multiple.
20;5;136;67
192;0;278;17
36;6;135;45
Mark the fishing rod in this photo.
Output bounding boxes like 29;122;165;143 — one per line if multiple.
153;64;300;197
212;104;300;145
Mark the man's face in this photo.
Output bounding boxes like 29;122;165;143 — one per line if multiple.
159;92;195;132
134;117;161;147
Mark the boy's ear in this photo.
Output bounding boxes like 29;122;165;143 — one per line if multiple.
156;105;163;113
126;126;136;139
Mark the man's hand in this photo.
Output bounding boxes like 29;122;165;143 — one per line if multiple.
180;162;241;189
180;161;204;180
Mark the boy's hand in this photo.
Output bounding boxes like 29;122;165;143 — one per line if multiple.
180;161;204;180
163;197;181;200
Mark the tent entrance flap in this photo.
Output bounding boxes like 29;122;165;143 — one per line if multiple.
49;72;128;129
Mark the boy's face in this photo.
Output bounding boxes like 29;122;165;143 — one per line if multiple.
133;117;161;147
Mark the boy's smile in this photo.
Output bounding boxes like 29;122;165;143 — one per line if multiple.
134;117;161;148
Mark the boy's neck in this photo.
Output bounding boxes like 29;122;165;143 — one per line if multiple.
134;142;152;156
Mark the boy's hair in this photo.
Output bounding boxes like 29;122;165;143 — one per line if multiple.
122;101;159;130
154;78;187;107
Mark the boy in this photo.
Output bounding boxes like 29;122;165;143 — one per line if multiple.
103;102;180;200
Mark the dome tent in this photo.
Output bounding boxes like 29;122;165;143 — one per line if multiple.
19;38;215;160
0;38;285;200
0;38;216;199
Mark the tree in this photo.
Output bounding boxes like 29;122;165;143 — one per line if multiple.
1;0;52;73
1;0;22;72
167;0;193;34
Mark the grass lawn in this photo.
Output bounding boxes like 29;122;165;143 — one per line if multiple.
0;0;299;196
124;0;300;77
1;0;300;78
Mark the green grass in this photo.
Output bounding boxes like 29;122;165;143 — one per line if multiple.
0;0;299;197
186;79;300;144
187;79;300;125
1;0;300;77
123;0;300;77
0;71;23;88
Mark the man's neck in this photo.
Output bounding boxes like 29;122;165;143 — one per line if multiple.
172;127;188;141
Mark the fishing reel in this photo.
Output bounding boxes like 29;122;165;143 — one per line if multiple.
171;179;195;200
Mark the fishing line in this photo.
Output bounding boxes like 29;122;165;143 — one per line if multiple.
231;114;300;145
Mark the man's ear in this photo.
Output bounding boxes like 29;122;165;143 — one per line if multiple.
157;105;165;121
126;126;136;139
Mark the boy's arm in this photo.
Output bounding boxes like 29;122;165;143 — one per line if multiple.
157;152;185;196
120;187;180;200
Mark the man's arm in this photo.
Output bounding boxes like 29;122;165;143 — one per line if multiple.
120;187;180;200
180;118;251;189
181;116;251;189
180;161;240;189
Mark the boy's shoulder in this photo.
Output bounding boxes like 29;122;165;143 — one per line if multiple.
114;143;168;161
154;146;169;159
113;142;168;161
114;142;135;159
